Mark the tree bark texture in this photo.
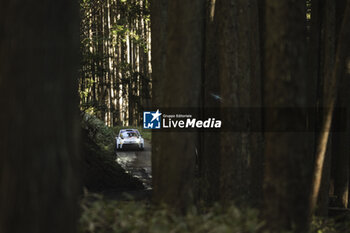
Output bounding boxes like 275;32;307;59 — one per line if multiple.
151;0;204;210
0;1;81;233
263;1;314;232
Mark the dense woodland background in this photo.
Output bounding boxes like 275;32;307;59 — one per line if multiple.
79;0;152;126
1;0;350;233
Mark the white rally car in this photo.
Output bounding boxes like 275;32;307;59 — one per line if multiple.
116;129;144;151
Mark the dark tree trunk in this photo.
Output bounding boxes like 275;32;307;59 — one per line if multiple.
199;0;222;204
311;0;336;217
218;0;263;204
151;0;204;210
311;0;350;214
263;0;314;232
151;0;168;205
332;118;350;208
332;69;350;210
331;0;350;209
200;0;263;205
0;1;81;233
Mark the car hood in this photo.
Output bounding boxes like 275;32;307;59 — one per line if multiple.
123;137;140;141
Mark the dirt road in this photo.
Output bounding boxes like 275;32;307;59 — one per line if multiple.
115;141;152;189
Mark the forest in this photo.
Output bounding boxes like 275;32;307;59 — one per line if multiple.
1;0;350;233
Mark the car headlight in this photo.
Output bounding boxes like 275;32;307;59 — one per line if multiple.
120;139;124;144
136;138;140;143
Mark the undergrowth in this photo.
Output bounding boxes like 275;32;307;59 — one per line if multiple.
79;192;264;233
79;192;350;233
82;113;116;153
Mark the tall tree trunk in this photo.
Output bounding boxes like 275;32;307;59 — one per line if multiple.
218;0;263;204
200;0;263;205
151;0;168;205
199;0;221;204
315;0;336;217
332;112;350;208
331;0;350;209
151;0;204;210
310;0;350;215
0;1;81;233
263;1;313;232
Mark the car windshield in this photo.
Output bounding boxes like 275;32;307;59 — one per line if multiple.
121;132;138;138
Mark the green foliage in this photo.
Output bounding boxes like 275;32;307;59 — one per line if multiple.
310;215;350;233
79;193;265;233
79;77;95;101
310;217;338;233
79;192;350;233
82;113;117;152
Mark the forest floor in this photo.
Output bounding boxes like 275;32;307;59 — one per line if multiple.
98;141;153;201
115;140;152;189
